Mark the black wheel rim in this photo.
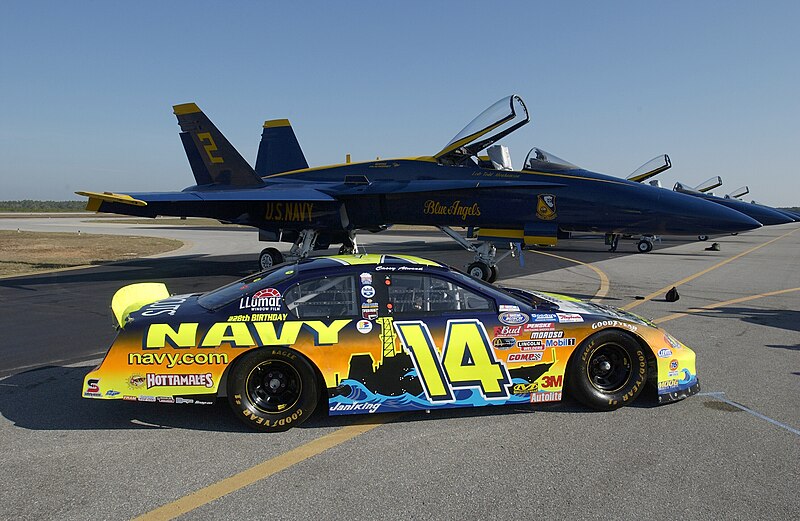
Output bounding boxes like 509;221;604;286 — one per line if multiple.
246;360;302;414
587;343;631;392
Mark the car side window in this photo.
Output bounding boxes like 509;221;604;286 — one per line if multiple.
387;274;493;315
284;275;358;319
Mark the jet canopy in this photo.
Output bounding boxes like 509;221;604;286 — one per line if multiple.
435;95;529;162
523;147;578;170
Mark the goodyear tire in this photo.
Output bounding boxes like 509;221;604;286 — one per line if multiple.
567;330;647;410
227;348;318;432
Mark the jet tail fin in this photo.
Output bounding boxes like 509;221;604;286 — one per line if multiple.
173;103;264;187
255;119;309;176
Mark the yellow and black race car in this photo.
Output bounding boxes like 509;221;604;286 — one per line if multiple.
83;254;698;431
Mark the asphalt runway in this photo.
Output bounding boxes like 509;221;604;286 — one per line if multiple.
1;219;798;520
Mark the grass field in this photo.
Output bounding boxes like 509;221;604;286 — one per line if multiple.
0;231;183;277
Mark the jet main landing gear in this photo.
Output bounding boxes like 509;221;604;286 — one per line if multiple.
437;226;516;282
258;229;360;271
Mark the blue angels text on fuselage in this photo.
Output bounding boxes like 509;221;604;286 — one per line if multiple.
78;95;762;281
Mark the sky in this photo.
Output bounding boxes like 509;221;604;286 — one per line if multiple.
1;1;798;206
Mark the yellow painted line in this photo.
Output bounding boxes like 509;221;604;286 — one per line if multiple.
622;227;799;311
134;420;384;521
652;287;800;325
527;250;610;302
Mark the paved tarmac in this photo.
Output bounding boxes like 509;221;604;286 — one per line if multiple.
0;218;797;520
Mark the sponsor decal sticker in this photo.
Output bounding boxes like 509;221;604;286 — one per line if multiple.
157;396;175;403
532;313;559;323
128;374;145;388
361;285;376;298
494;325;522;337
123;395;137;401
556;313;583;323
499;304;521;312
530;331;564;339
84;378;101;397
517;340;545;351
657;348;673;358
592;320;638;332
544;338;576;347
360;272;373;285
512;382;538;394
141;296;188;317
146;373;214;389
492;337;516;350
105;390;120;397
525;322;555;331
498;312;529;325
670;359;679;371
530;391;562;403
356;320;373;334
138;395;157;402
361;303;379;320
329;402;381;414
240;288;282;312
507;352;543;363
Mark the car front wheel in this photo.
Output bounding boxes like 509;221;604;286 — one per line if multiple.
567;330;647;410
227;348;318;432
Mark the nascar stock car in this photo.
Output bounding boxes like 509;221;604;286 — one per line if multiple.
82;254;699;431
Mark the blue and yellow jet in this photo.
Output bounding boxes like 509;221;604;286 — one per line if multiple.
78;95;761;281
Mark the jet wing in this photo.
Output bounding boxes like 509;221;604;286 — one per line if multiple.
77;187;335;209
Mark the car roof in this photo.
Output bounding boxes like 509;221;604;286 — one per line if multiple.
294;254;445;272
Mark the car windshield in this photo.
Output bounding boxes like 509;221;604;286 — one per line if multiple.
523;147;578;170
197;265;298;310
436;95;528;157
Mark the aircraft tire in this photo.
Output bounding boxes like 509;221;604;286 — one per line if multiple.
227;347;318;432
566;330;647;411
636;240;653;253
467;262;492;281
487;265;498;283
259;247;284;270
698;235;709;241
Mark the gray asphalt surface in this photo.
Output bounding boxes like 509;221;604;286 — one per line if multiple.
1;219;797;520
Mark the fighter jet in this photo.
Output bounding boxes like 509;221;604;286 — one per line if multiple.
673;182;793;226
78;95;761;280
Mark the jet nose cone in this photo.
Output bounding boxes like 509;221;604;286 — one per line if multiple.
713;207;762;233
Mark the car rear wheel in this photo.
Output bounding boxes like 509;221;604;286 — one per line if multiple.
567;330;647;410
227;348;318;432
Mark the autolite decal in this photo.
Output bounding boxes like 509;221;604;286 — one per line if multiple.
146;373;214;389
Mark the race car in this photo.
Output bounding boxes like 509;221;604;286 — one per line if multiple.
82;254;699;431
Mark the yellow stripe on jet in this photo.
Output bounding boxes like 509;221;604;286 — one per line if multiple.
477;228;557;246
173;103;202;115
263;119;291;128
75;191;148;210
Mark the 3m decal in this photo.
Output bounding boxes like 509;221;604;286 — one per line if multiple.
540;375;563;389
394;319;511;402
